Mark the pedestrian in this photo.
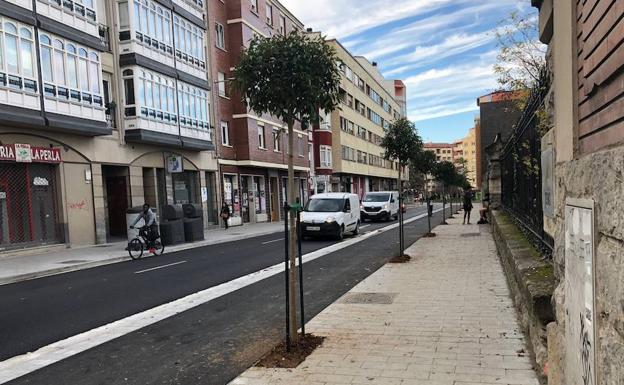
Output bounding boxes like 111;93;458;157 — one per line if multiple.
463;190;473;225
221;203;231;229
478;195;490;224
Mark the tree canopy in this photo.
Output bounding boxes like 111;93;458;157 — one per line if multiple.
381;118;423;166
233;31;342;127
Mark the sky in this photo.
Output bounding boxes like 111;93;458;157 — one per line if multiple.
280;0;536;143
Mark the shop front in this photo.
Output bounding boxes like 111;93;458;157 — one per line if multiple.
0;144;63;250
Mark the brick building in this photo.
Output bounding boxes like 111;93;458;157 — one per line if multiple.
208;0;310;225
476;91;522;189
533;0;624;384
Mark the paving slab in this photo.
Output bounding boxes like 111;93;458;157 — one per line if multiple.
230;210;540;385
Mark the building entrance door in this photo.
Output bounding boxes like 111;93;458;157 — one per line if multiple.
103;166;130;239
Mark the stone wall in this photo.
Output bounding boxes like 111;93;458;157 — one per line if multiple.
491;210;556;384
547;145;624;385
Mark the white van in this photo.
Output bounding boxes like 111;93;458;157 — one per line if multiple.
360;191;399;222
301;193;361;240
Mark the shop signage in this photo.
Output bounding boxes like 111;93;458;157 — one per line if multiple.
166;154;183;173
0;192;5;199
0;144;62;164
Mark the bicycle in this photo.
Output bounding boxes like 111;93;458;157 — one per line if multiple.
128;225;165;260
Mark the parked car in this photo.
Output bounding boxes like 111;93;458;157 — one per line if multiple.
301;193;361;240
360;191;399;222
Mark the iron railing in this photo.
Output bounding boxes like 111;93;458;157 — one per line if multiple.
500;70;554;258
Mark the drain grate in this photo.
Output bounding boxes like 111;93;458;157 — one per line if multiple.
59;260;89;264
341;292;397;304
460;233;481;237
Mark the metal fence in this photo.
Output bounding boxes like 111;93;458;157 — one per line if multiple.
500;71;554;258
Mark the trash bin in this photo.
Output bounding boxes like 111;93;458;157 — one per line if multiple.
159;204;185;245
126;206;159;241
162;204;184;221
182;203;203;219
183;217;204;242
160;219;185;245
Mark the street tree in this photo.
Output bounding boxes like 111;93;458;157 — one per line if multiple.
233;31;342;345
381;118;423;256
410;150;437;235
433;161;458;223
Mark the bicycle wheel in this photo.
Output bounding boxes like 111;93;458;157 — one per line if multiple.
128;238;144;260
153;239;165;256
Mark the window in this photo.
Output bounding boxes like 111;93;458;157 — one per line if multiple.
44;0;97;22
367;108;382;126
126;0;173;56
273;129;281;152
257;123;266;148
320;145;332;168
123;68;176;121
215;23;225;49
217;72;227;97
265;4;273;25
298;134;304;157
177;82;210;131
279;15;286;34
0;20;38;92
174;15;205;69
250;0;258;12
221;121;230;145
39;32;102;106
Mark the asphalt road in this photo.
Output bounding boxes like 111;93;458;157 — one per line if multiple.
2;204;456;385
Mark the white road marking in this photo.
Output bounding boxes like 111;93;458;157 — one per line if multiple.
360;224;371;229
261;238;285;245
134;261;188;274
0;207;442;384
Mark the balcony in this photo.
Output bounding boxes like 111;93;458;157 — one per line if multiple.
36;0;99;38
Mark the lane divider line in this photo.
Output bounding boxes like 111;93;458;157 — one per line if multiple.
134;261;188;274
261;238;285;245
0;206;443;384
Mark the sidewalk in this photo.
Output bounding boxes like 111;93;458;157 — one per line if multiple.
0;221;282;286
231;212;540;385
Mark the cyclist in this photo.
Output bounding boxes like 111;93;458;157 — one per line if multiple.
130;204;159;253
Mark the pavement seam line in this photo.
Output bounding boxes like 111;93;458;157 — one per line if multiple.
0;207;443;384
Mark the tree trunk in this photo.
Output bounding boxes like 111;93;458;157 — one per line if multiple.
287;122;298;344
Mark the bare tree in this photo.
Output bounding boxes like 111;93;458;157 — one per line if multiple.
493;11;547;93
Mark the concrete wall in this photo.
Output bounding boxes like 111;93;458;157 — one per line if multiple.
62;163;96;246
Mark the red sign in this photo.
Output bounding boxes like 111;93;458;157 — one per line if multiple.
0;144;62;164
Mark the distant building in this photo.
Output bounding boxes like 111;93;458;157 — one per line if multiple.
458;127;477;188
308;36;407;198
423;142;457;194
476;91;523;188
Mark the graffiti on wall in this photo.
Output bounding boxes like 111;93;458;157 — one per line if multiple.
564;199;596;385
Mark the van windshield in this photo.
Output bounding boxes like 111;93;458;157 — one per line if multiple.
363;194;390;203
305;199;343;212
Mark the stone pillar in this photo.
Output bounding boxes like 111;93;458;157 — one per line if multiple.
142;167;158;210
91;163;107;244
129;166;145;207
199;171;209;228
484;135;504;209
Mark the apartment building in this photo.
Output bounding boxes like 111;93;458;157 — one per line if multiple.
310;38;406;197
0;0;217;251
208;0;310;225
423;142;455;194
456;127;477;188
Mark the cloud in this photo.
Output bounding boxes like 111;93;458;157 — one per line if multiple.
278;0;539;139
